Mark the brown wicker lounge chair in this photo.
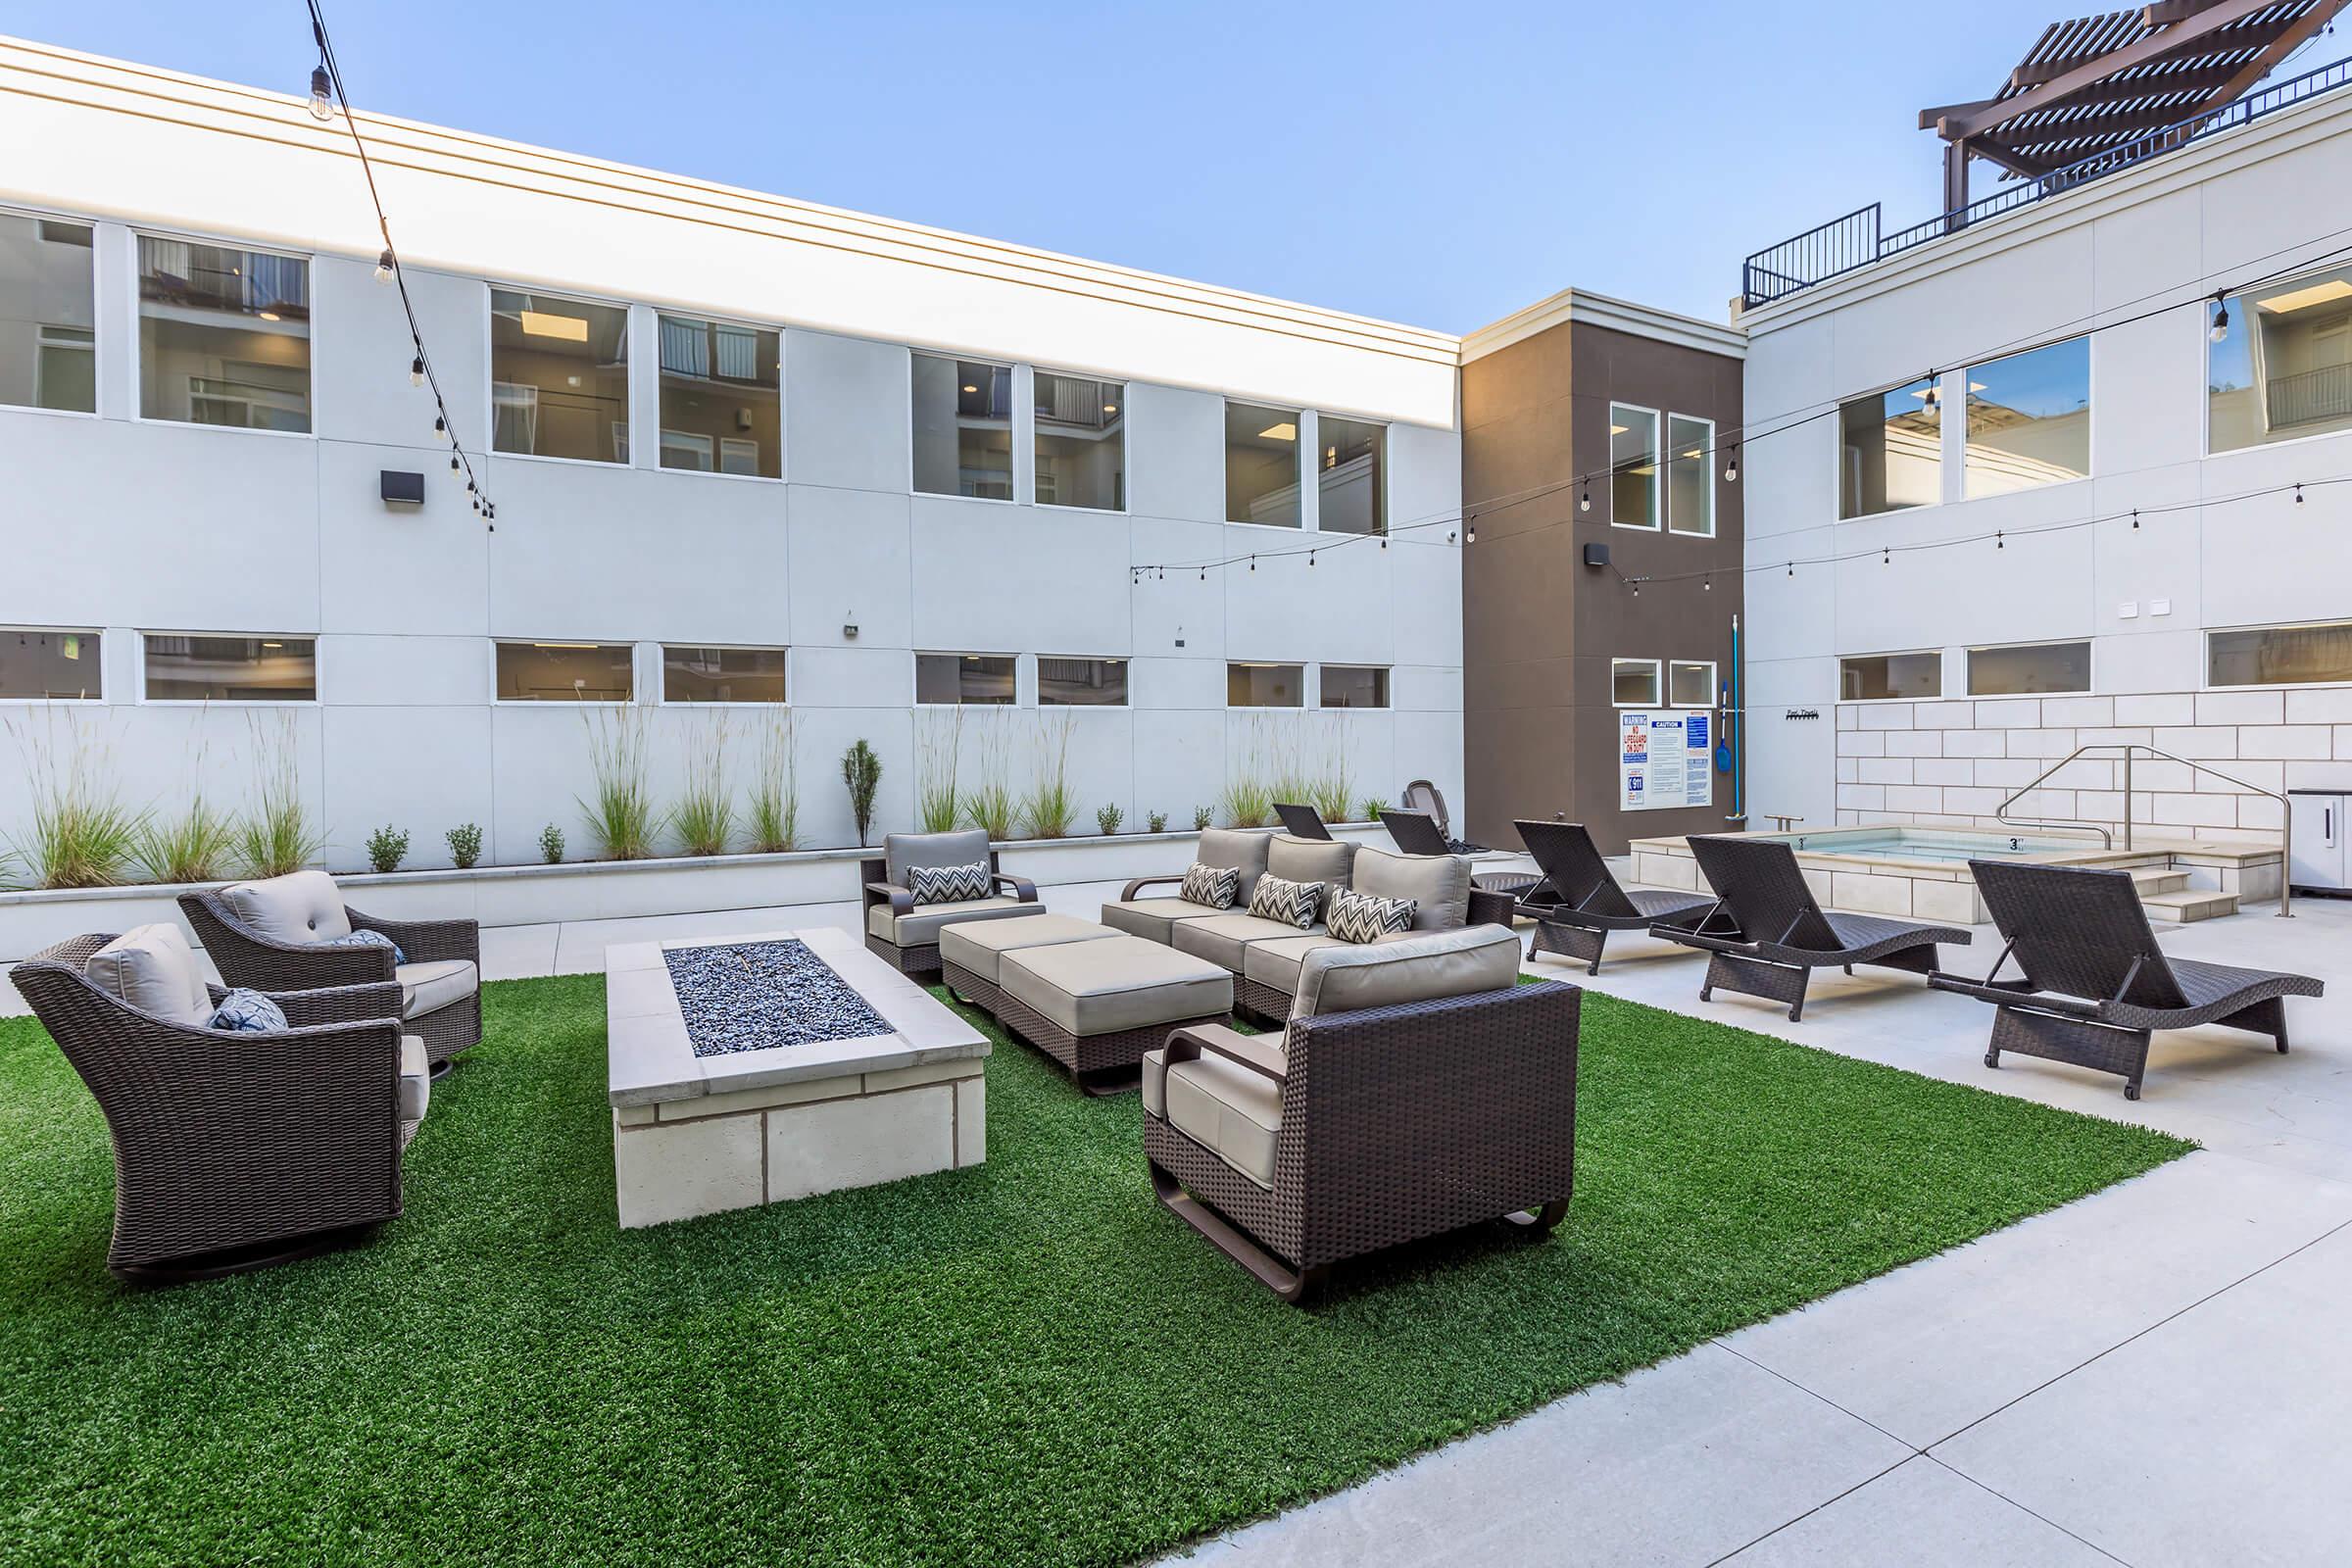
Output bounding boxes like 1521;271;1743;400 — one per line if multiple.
1657;835;1969;1021
1272;802;1334;840
860;829;1041;979
1515;819;1715;975
1930;859;2323;1100
1380;808;1449;857
1144;926;1576;1302
9;927;425;1282
180;871;482;1073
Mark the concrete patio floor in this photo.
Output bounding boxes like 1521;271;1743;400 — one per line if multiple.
7;865;2350;1566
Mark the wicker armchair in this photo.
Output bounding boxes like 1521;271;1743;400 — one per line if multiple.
9;932;421;1282
179;873;482;1071
1144;926;1577;1302
861;829;1041;979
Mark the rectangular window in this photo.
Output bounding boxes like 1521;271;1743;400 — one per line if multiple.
1611;658;1661;707
1317;416;1386;535
1038;656;1127;706
1966;338;2089;498
1227;662;1304;708
1666;415;1714;537
0;627;101;699
1668;660;1716;708
1225;401;1301;526
495;641;633;702
1320;664;1390;709
490;289;629;464
657;315;779;478
662;645;787;703
0;215;96;413
1967;641;2090;697
1840;651;1941;702
1034;370;1124;511
2210;264;2352;452
143;635;316;701
137;237;310;431
915;652;1016;705
2208;621;2352;688
1838;377;1940;517
1609;405;1659;528
912;355;1013;499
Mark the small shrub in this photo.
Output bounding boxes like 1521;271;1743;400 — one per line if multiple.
539;823;565;864
915;709;963;834
579;709;657;860
2;712;147;890
1357;796;1389;826
1147;810;1168;834
1095;803;1123;836
962;713;1018;841
1020;713;1078;839
1192;805;1213;831
748;712;800;854
842;739;882;848
670;715;736;857
446;822;482;869
366;824;411;874
236;711;325;877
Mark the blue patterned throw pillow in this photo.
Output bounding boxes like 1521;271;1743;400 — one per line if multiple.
210;987;289;1033
322;927;406;964
907;861;992;907
1246;872;1323;930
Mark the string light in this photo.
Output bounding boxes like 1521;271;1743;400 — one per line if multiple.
410;355;424;387
2295;483;2305;505
1922;372;1940;412
2209;291;2231;344
1723;442;1739;482
372;248;394;284
1465;521;1477;543
307;65;334;122
1580;483;1592;513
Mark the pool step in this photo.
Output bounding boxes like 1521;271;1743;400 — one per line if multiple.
2128;867;2192;897
2140;887;2240;923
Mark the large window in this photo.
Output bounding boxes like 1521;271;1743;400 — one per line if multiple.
1965;339;2089;498
1227;662;1303;707
1838;378;1939;518
1320;664;1390;709
2208;621;2352;688
491;290;629;464
1318;416;1386;535
657;315;778;478
1667;415;1713;537
1225;402;1301;526
495;642;633;702
1;214;95;414
1038;656;1127;706
137;237;310;431
1668;660;1716;708
1967;641;2090;697
143;635;316;701
916;653;1015;705
912;355;1013;499
2210;264;2352;452
662;645;786;703
1609;405;1659;529
1611;658;1661;707
0;627;100;699
1840;651;1941;702
1034;370;1124;511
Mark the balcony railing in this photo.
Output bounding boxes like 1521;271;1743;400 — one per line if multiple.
2270;362;2352;429
1742;53;2352;309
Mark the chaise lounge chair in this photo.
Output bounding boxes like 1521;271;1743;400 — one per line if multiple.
1272;802;1334;840
1929;859;2323;1100
1514;819;1715;975
1379;808;1449;857
1656;835;1970;1021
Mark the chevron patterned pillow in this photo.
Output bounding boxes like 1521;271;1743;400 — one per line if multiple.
1178;862;1242;909
1246;871;1323;930
1327;887;1415;945
907;861;992;906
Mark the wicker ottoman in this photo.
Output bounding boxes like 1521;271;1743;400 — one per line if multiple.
940;913;1123;1014
997;935;1235;1095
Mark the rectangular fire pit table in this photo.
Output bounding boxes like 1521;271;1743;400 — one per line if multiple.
606;926;989;1228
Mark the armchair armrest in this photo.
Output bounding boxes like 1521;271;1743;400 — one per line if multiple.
343;905;479;966
242;980;409;1029
994;871;1039;903
1162;1022;1288;1082
1120;873;1185;901
864;880;915;915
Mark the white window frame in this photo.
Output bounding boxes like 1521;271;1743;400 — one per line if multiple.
1607;403;1662;531
1031;367;1129;515
484;283;634;469
1665;414;1715;538
1838;649;1944;704
130;227;317;441
657;643;791;707
1313;412;1389;538
1833;377;1945;522
2202;266;2352;460
136;631;321;706
913;650;1020;708
1610;657;1662;709
1964;639;2093;698
0;204;101;419
653;310;782;484
910;352;1018;505
1226;661;1307;709
1667;660;1717;709
1036;654;1131;708
488;639;639;706
0;624;105;704
2202;619;2352;691
1222;399;1307;533
1317;662;1392;710
1962;337;2094;500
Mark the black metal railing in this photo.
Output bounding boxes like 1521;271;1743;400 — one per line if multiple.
2270;363;2352;428
1742;53;2352;308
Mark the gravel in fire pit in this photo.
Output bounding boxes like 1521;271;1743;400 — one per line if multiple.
662;940;893;1058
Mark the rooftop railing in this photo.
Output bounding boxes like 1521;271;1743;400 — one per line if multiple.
1741;52;2352;309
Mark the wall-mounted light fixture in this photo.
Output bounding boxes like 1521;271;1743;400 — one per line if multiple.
379;469;425;507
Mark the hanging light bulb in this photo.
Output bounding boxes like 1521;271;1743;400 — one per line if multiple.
373;248;395;284
1922;372;1940;413
1996;530;2005;549
1309;551;1317;567
1702;573;1712;591
2131;508;2139;530
1631;581;1641;597
450;454;461;472
308;66;334;122
1465;521;1477;544
433;415;446;435
1249;556;1256;572
2294;483;2305;506
1724;443;1739;483
410;356;424;387
1580;483;1592;514
2208;291;2230;345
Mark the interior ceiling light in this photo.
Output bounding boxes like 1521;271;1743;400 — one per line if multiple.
1257;421;1297;441
961;383;978;393
2255;279;2352;314
257;311;281;322
1609;424;1629;435
519;311;590;342
1102;402;1118;414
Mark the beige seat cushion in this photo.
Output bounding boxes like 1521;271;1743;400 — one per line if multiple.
399;1034;430;1125
1244;931;1429;998
1000;936;1232;1037
1099;897;1225;945
397;958;477;1019
1142;1045;1282;1189
1170;911;1327;973
938;912;1118;984
83;923;213;1026
1349;845;1473;930
1265;834;1357;891
1292;925;1522;1021
867;896;1042;948
219;869;352;945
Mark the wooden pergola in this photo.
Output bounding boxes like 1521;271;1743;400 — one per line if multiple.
1920;1;2350;212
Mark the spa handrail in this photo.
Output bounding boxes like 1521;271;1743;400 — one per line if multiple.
1994;743;2291;918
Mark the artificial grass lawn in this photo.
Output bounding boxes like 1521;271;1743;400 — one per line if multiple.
0;974;2187;1567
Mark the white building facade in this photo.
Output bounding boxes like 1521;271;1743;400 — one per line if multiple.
0;38;1465;874
1740;79;2352;848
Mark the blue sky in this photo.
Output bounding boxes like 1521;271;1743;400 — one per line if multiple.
10;1;2150;330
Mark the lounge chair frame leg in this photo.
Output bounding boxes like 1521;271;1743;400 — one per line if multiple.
1149;1160;1328;1303
1700;951;1811;1021
1989;1004;2153;1100
2217;996;2291;1053
1532;922;1607;976
112;1223;377;1285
